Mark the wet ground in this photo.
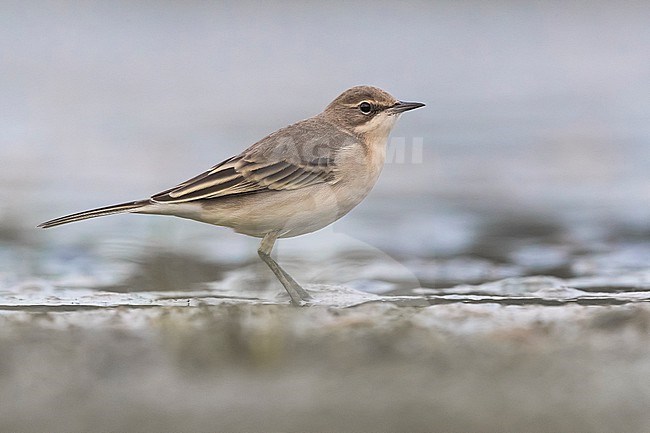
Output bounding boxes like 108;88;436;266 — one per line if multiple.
2;1;650;432
1;291;650;433
2;199;650;432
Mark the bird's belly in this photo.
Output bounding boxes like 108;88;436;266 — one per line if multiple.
194;183;366;238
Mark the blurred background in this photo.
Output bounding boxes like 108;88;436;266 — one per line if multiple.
1;2;650;432
2;0;649;290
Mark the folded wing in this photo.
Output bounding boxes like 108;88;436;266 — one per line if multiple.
151;117;355;204
151;154;336;203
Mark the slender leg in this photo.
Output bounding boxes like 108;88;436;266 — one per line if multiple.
257;232;312;306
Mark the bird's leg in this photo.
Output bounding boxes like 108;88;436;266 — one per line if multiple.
258;232;312;306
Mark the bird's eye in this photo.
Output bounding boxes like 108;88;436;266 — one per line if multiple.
358;102;372;115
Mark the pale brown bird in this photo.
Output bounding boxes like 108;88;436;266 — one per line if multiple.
38;86;424;305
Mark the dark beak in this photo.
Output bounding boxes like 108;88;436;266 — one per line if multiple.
387;100;426;114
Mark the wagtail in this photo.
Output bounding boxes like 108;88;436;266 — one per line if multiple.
38;86;425;305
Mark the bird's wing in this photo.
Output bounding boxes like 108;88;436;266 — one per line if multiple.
151;118;354;204
151;155;335;203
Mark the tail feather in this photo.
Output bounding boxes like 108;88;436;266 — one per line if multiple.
37;200;149;229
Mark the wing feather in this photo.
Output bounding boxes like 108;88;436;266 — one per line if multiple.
150;117;356;204
151;155;335;204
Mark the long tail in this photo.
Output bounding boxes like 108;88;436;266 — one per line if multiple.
37;200;150;229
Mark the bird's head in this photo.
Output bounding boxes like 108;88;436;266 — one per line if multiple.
323;86;424;139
